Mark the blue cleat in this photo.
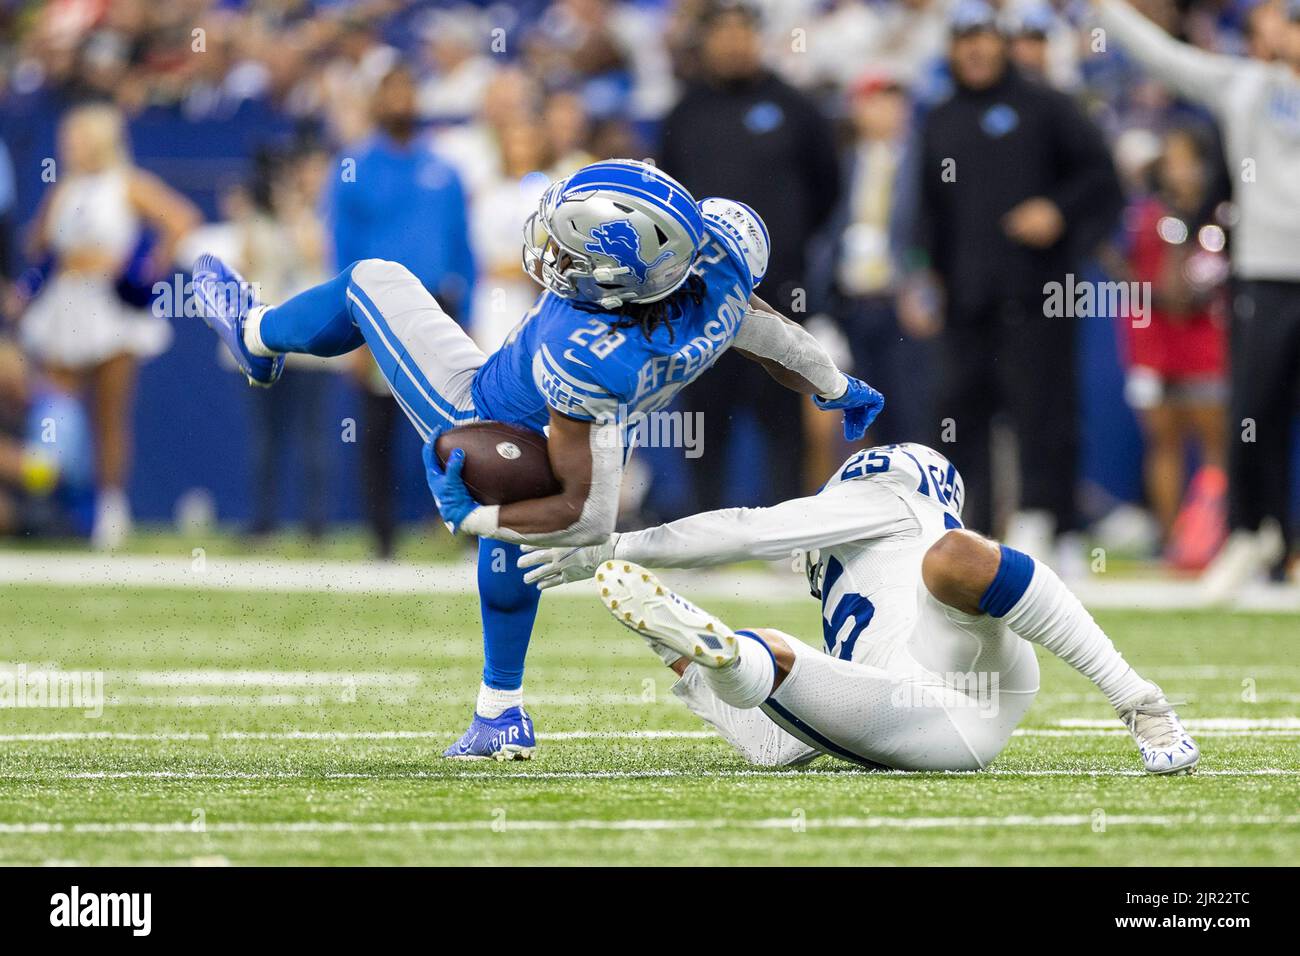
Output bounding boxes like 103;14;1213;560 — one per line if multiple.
192;253;284;387
443;707;536;761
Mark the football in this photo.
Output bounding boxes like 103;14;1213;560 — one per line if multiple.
434;421;562;506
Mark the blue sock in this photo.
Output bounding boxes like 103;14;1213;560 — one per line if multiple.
477;539;541;691
977;545;1036;618
259;263;365;356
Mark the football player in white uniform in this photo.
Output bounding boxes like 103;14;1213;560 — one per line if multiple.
519;443;1200;774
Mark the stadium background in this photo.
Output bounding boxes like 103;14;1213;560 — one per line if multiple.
0;0;1297;870
0;0;1294;554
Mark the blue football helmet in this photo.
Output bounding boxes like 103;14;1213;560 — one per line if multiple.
523;159;706;310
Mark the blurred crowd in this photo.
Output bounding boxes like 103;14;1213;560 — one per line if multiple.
0;0;1297;593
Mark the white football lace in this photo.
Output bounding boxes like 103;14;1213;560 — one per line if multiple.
1124;699;1187;749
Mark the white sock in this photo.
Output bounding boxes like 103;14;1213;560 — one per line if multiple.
649;641;685;668
700;634;775;710
1001;561;1152;710
476;682;523;719
243;304;277;357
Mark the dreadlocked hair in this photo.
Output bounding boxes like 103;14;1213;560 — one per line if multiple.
576;274;707;344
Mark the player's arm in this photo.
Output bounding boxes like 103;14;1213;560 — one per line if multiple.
495;409;620;542
733;294;884;439
426;409;622;547
519;480;916;589
732;294;846;396
698;199;855;399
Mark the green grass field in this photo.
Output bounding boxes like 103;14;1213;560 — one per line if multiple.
1;580;1297;865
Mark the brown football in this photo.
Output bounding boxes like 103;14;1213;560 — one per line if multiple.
434;421;562;506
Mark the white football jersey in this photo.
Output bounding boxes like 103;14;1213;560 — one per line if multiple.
812;444;965;668
615;443;965;669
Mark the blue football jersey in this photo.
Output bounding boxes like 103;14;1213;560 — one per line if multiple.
471;208;764;434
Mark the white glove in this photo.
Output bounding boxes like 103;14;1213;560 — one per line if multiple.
517;534;620;590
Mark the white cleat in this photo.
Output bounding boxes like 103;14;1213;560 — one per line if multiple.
1118;687;1200;775
595;561;739;669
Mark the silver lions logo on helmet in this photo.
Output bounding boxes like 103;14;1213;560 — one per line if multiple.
584;220;674;284
495;441;522;460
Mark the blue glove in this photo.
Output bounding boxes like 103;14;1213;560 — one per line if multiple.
813;375;885;441
422;442;480;534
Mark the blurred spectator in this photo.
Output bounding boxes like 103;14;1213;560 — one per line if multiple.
1244;0;1288;62
1004;1;1082;91
0;136;14;289
763;0;951;92
237;145;335;540
1094;0;1300;591
326;64;475;559
659;0;840;506
328;66;475;319
524;0;634;119
435;66;542;199
317;18;400;146
1119;125;1228;554
0;339;89;538
907;2;1123;560
417;6;497;124
827;70;932;447
19;103;199;549
468;120;554;352
543;89;598;176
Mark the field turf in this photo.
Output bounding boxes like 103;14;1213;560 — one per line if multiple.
0;580;1296;865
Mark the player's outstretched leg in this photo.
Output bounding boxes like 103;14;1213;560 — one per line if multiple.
443;540;541;761
193;255;367;385
596;564;815;766
598;561;988;770
922;530;1201;774
597;560;771;697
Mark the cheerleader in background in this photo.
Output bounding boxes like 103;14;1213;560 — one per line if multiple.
20;104;200;549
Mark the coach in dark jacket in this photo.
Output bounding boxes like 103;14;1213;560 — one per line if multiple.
907;0;1122;547
659;0;840;510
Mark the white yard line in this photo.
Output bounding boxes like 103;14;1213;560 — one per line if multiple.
1012;728;1298;737
0;720;1297;745
126;671;420;687
103;692;652;708
1058;717;1300;729
2;768;1296;782
101;694;413;708
1;813;1296;835
2;551;1297;611
0;729;718;743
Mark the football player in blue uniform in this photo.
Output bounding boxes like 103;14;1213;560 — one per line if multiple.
192;159;883;759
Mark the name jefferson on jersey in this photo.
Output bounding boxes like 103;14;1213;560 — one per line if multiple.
471;197;770;432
